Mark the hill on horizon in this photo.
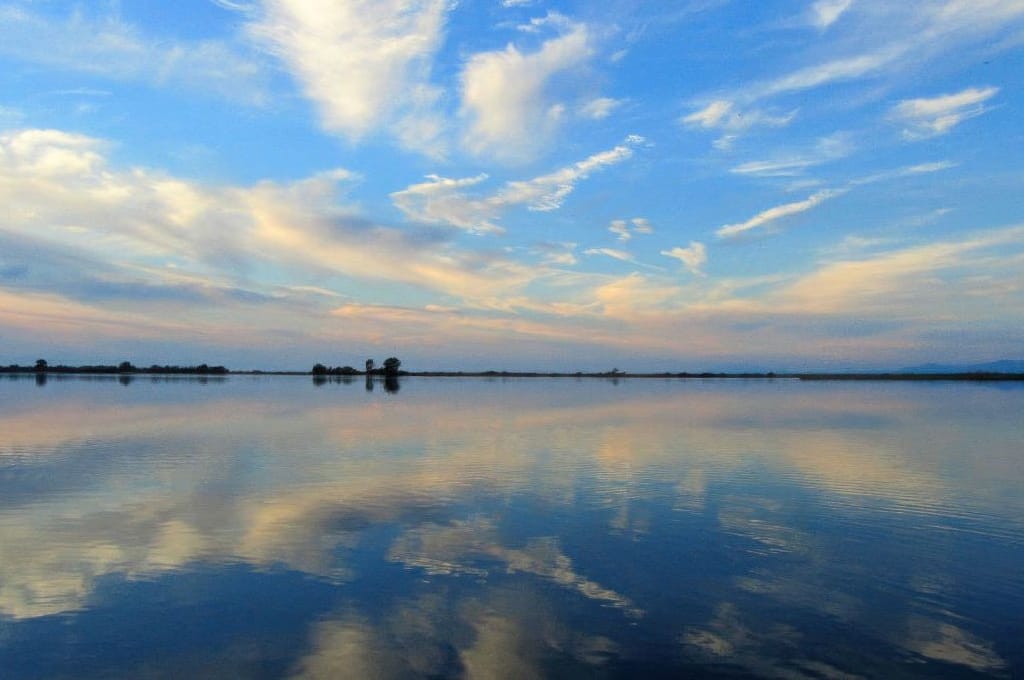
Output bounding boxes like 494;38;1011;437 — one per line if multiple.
900;359;1024;373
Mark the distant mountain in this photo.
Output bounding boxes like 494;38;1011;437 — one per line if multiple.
900;360;1024;373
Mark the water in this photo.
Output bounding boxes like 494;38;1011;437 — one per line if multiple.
1;375;1022;678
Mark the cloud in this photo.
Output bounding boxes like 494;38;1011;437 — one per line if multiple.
500;139;640;210
247;0;449;153
530;241;578;266
809;0;855;29
716;1;1024;109
0;128;543;318
682;100;796;133
730;132;854;177
890;86;999;140
584;248;637;264
459;15;594;161
609;218;654;241
592;273;684;318
0;4;266;104
850;160;956;185
662;242;707;276
716;190;844;239
389;173;502;234
772;224;1024;316
391;137;642;232
579;97;622;120
755;46;905;101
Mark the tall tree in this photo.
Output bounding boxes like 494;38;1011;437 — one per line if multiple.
383;357;401;375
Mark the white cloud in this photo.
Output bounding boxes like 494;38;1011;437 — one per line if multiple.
584;248;636;264
390;173;503;234
460;16;594;161
529;242;578;266
850;160;957;185
609;217;653;241
890;86;999;140
248;0;449;152
682;100;796;133
756;46;904;100
662;242;707;276
731;132;853;177
498;139;639;210
0;5;266;104
632;218;653;234
0;128;544;310
579;97;622;120
774;224;1024;316
609;220;630;241
717;190;844;239
392;137;642;232
810;0;855;29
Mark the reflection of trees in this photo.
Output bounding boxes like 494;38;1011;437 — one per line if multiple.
384;376;400;393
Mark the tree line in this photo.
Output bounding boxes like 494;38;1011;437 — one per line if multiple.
1;359;228;375
311;357;402;376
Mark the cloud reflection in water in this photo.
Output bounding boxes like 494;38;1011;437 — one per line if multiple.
0;377;1021;676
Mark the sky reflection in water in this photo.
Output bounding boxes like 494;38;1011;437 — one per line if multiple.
0;376;1022;678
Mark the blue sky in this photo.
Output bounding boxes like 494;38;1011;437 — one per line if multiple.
1;0;1022;371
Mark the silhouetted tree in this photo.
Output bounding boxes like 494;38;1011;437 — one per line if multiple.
34;359;47;372
365;358;375;374
312;363;328;375
118;361;135;372
383;357;402;376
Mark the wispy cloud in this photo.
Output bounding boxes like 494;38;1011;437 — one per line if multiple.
889;86;999;140
391;137;643;232
662;242;707;276
501;138;640;210
850;160;957;185
730;133;854;177
697;1;1024;115
716;190;844;239
609;218;654;241
389;173;501;234
682;100;796;133
584;247;637;264
773;224;1024;316
809;0;855;29
0;128;544;312
579;97;622;120
0;4;266;104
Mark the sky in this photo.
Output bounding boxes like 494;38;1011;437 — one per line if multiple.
1;0;1022;371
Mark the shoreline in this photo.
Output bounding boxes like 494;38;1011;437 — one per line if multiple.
4;368;1024;381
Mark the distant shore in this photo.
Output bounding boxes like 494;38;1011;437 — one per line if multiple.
4;365;1024;381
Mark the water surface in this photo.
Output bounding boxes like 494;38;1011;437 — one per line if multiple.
1;376;1022;678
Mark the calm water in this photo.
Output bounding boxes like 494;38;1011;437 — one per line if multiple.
1;375;1022;678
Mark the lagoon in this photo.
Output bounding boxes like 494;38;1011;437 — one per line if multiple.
1;376;1022;678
